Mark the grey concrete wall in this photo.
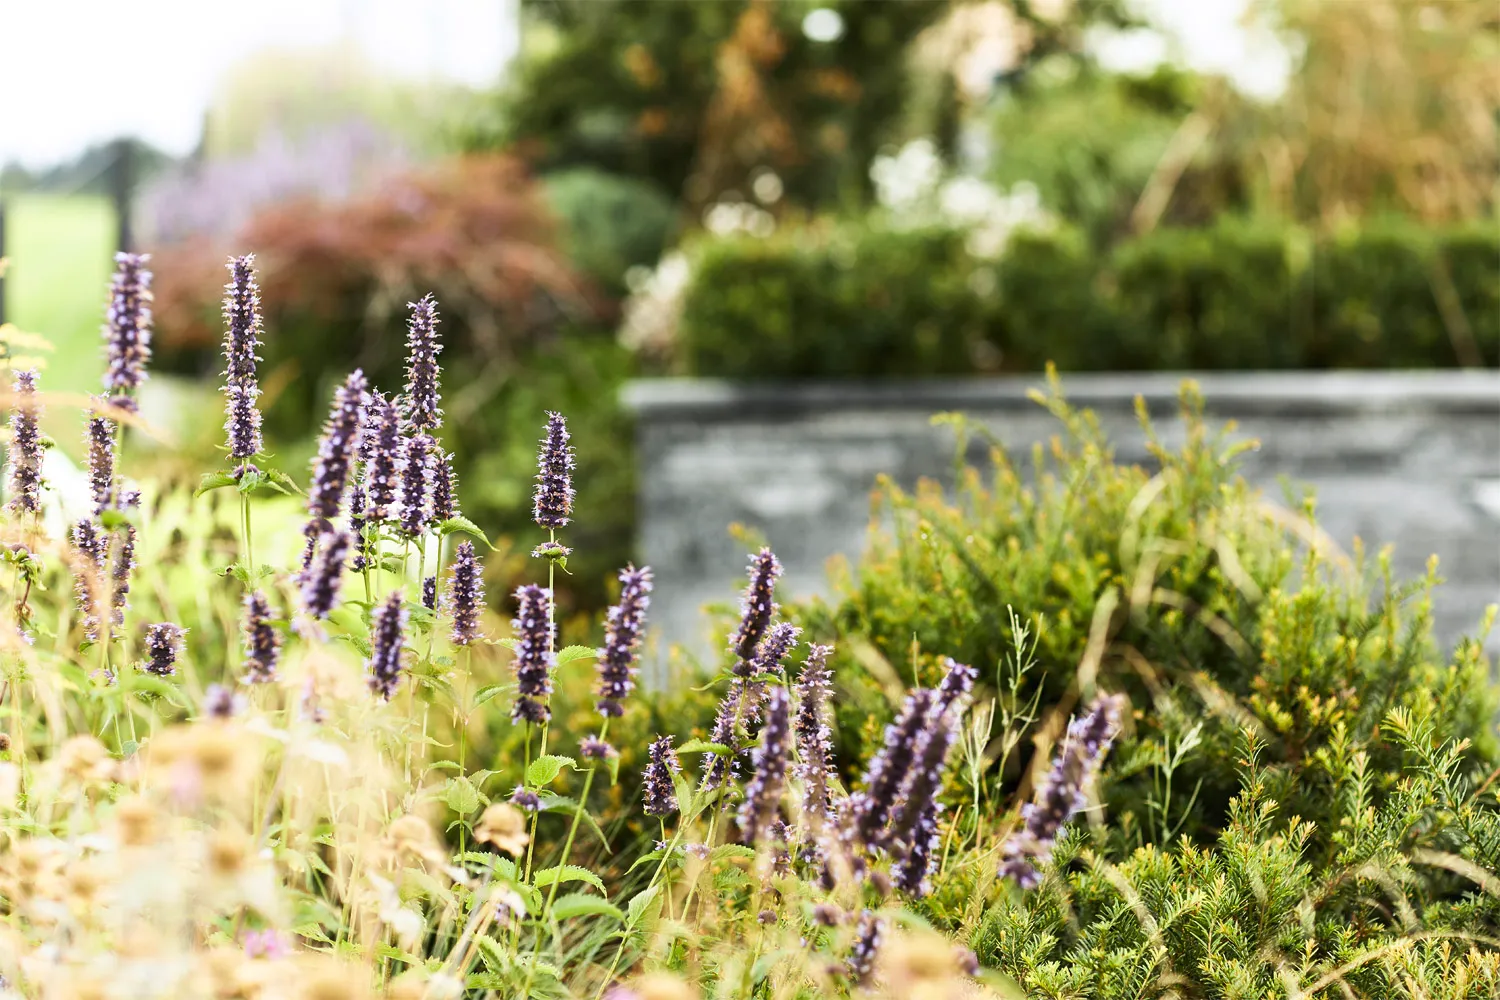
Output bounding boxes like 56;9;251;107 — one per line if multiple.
623;372;1500;680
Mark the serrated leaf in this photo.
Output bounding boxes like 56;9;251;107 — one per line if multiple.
550;892;624;922
439;516;493;548
443;776;480;815
676;739;732;756
471;683;509;709
261;468;304;496
555;645;599;665
625;885;661;928
709;844;756;863
526;754;576;787
532;864;606;895
194;471;238;497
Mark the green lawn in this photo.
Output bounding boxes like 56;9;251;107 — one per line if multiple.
3;193;115;449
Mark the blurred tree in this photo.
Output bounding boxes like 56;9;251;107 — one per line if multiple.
470;0;952;211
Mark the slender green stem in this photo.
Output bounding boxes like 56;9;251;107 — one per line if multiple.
240;492;255;581
595;816;687;997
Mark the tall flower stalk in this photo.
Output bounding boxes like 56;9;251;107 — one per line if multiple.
6;369;43;516
999;693;1125;889
366;591;409;701
102;253;153;408
401;295;442;432
222;255;266;579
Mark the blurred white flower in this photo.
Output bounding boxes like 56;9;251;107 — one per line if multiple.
620;251;694;355
704;201;777;238
871;138;944;212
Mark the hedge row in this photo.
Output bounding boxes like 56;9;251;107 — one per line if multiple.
678;218;1500;376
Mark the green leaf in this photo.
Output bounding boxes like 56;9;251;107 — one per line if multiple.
526;754;576;787
194;471;238;497
443;777;480;815
676;739;732;756
709;844;756;863
550;892;624;922
556;645;599;665
261;468;304;496
438;516;493;547
625;885;661;928
471;683;509;709
532;864;606;895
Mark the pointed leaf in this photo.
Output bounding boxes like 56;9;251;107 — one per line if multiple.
532;865;605;895
550;893;624;922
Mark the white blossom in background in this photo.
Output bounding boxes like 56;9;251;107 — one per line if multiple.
872;138;1053;259
703;200;777;238
619;251;694;356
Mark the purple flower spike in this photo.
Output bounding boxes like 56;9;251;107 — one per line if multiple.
509;787;541;812
109;524;136;630
580;735;617;760
362;395;401;522
642;736;680;817
85;408;116;515
935;657;978;717
999;693;1126;889
366;591;408;700
532;411;574;529
430;448;457;523
745;621;800;679
6;369;44;515
596;565;653;717
402;294;443;431
739;685;792;844
143;622;187;676
795;644;836;830
421;575;437;611
846;910;885;986
729;548;781;664
300;530;353;620
221;255;265;462
102;252;153;404
701;680;748;791
70;520;107;643
242;590;281;683
306;369;367;524
447;540;484;646
510;584;555;724
398;432;435;537
889;705;963;897
845;689;936;855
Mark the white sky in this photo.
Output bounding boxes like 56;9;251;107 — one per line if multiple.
0;0;520;167
0;0;1284;169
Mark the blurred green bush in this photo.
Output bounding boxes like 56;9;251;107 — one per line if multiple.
542;168;679;296
678;216;1500;376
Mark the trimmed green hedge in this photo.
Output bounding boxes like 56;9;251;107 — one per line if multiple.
677;217;1500;376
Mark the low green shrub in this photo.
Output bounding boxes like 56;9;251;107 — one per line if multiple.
794;375;1497;850
543;167;679;296
677;216;1500;376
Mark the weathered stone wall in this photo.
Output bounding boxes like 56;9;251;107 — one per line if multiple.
623;372;1500;682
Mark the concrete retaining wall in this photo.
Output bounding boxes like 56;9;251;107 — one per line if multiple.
623;372;1500;680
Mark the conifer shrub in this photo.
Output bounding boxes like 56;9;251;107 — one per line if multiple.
795;375;1497;854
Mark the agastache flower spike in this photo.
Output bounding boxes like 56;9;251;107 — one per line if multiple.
109;525;136;629
221;254;264;463
70;520;107;642
794;644;836;829
5;369;44;515
398;432;434;537
999;693;1125;889
421;575;437;611
532;411;574;529
85;408;116;515
934;657;978;717
510;584;555;724
739;685;792;844
642;736;681;817
402;294;442;431
846;910;885;986
242;590;281;683
430;449;457;523
845;689;936;855
366;591;408;700
595;565;653;717
363;395;401;521
306;369;367;524
143;623;187;676
729;548;781;667
889;706;963;896
102;252;153;405
447;540;484;646
747;621;800;679
701;682;746;791
300;530;353;620
579;735;616;760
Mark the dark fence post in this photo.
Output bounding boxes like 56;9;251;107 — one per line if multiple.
110;137;135;254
